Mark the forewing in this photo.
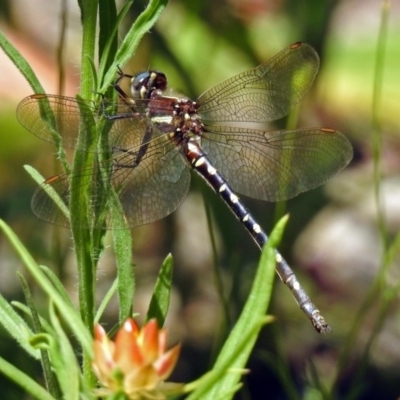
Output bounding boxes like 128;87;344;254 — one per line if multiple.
198;43;319;123
17;94;99;149
201;126;353;201
16;94;157;152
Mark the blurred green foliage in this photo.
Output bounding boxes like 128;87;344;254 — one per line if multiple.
0;0;399;399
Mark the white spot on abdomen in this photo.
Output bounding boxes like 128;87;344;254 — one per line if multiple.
194;157;205;167
207;165;216;175
230;193;239;203
253;224;261;233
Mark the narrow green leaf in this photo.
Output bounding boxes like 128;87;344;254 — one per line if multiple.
18;274;60;398
69;97;98;337
95;114;134;323
48;303;81;400
146;254;174;327
108;185;134;322
185;316;272;400
0;220;92;356
0;293;38;358
76;0;104;386
0;29;44;93
40;265;76;310
18;274;42;334
98;0;118;71
100;0;169;92
11;302;55;338
111;199;135;323
79;0;99;98
98;0;134;90
194;216;288;399
0;356;55;400
86;56;99;94
95;278;118;323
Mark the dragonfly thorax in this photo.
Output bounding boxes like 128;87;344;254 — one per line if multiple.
173;99;203;138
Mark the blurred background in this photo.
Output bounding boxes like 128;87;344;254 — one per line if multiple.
1;0;400;399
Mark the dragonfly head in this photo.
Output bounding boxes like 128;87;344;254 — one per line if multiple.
130;71;167;100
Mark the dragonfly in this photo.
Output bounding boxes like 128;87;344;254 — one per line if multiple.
17;42;353;332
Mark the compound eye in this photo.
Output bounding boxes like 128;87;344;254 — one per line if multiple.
152;72;167;92
130;72;151;99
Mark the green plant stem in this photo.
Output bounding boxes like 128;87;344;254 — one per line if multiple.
332;0;391;395
202;188;231;325
201;192;232;368
73;0;99;386
56;0;68;95
18;274;61;399
79;0;99;98
371;0;390;256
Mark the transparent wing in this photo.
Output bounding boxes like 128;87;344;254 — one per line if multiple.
17;94;100;149
31;128;190;229
198;42;319;123
31;174;72;227
110;134;190;228
16;94;163;151
201;126;353;201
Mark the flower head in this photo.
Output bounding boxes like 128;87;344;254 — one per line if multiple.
93;318;181;399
